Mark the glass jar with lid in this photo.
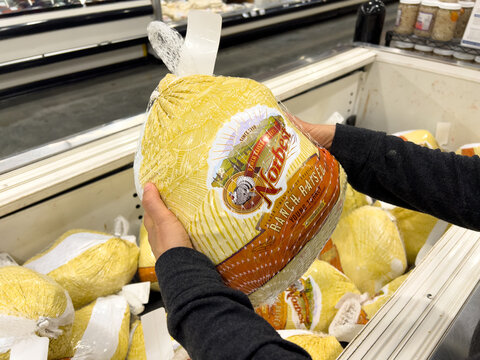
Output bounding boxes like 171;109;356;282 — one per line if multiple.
431;2;461;41
454;1;474;39
414;0;439;38
433;47;454;59
391;40;416;50
453;51;475;62
414;44;434;55
395;0;421;34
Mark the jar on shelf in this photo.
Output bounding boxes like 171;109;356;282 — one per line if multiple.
475;56;480;64
454;1;474;39
453;51;475;62
414;0;439;38
433;47;454;58
414;44;434;55
431;2;461;41
395;0;421;34
391;40;416;50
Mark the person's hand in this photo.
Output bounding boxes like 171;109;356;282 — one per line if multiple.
142;183;193;260
287;113;336;150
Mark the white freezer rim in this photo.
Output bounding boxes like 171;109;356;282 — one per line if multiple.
1;45;480;359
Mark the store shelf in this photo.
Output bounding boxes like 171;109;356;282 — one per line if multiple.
0;0;371;94
386;30;480;56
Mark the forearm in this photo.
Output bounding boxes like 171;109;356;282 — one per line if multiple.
331;124;480;231
156;247;311;360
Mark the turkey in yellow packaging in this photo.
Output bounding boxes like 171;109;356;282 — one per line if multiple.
330;206;407;296
375;201;443;266
70;295;130;360
126;320;146;360
255;260;365;332
283;332;343;360
319;184;369;272
0;266;74;360
393;129;440;149
362;272;410;319
24;229;140;309
456;143;480;157
137;223;160;292
134;74;347;305
340;184;369;220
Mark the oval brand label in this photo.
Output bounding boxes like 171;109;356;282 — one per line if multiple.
208;105;300;217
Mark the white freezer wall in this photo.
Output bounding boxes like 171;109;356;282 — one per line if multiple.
355;52;480;152
284;50;480;153
1;47;480;263
0;168;142;263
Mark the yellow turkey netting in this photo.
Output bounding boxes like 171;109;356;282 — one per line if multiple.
286;333;343;360
255;260;364;333
71;295;130;360
362;271;410;319
127;320;146;360
137;224;160;292
330;206;407;296
0;266;74;360
24;229;140;309
134;74;347;306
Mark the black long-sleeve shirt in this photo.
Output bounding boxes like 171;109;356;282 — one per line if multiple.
332;124;480;231
155;124;480;360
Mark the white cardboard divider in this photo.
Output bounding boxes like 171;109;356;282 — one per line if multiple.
142;308;174;360
9;336;49;360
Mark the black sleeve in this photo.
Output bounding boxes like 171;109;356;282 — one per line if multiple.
156;247;312;360
330;124;480;231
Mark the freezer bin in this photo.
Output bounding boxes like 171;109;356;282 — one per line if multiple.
1;45;479;359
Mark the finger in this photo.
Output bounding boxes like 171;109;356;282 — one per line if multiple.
143;211;153;232
290;115;310;130
142;183;171;219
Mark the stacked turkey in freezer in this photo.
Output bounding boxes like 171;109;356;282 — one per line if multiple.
1;129;477;360
0;230;140;360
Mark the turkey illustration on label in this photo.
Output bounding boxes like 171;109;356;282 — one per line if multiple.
208;105;300;217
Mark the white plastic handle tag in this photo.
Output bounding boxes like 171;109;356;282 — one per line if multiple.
142;308;174;360
120;282;151;315
10;335;49;360
176;10;222;77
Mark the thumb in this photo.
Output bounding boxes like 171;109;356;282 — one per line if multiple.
142;183;170;219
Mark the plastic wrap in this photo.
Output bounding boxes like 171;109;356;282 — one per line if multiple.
330;206;407;296
137;224;160;292
283;332;343;360
0;266;74;360
24;229;140;309
134;73;347;306
70;295;130;360
362;272;410;319
255;260;364;333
